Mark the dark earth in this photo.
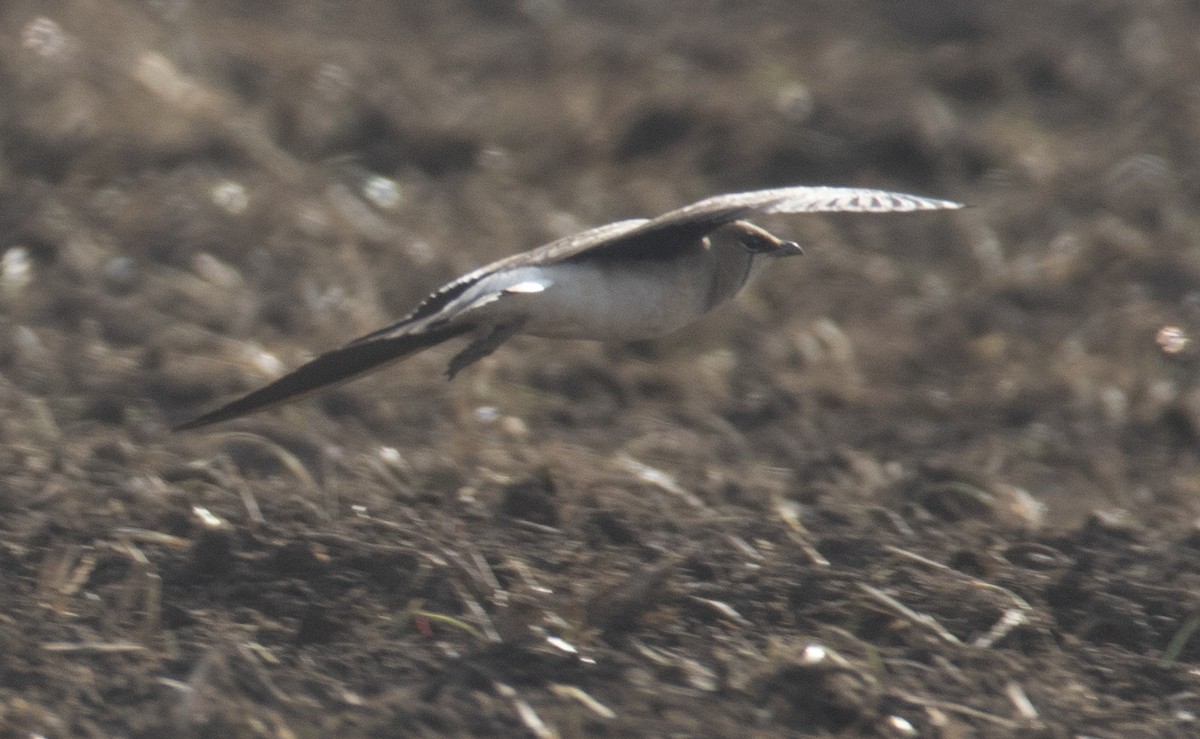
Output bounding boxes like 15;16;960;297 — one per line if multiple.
3;0;1200;736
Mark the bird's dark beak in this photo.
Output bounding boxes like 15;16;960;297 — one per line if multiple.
777;240;804;257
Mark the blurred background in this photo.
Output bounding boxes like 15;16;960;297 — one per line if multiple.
2;0;1200;735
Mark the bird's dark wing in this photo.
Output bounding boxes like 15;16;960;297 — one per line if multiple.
366;218;653;336
390;186;961;327
541;186;962;265
173;322;474;430
653;185;962;220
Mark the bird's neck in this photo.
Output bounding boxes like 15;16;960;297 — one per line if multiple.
702;241;757;311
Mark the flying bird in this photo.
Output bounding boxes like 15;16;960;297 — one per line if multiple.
175;185;961;430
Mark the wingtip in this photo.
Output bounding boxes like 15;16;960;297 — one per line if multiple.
171;324;477;433
171;407;236;432
909;194;965;211
171;419;211;433
171;389;281;431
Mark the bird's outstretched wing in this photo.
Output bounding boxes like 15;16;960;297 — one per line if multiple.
663;185;962;219
541;185;962;264
359;186;959;339
172;322;474;431
351;218;652;344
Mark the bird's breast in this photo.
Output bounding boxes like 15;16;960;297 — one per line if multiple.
504;257;722;341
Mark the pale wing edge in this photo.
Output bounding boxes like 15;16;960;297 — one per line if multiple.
661;185;962;220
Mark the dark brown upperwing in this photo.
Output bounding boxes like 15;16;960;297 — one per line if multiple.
173;322;474;430
558;202;758;264
375;200;762;332
562;184;963;262
373;219;654;336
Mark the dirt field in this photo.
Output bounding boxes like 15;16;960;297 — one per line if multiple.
3;0;1200;736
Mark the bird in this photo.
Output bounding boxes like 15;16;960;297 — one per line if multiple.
174;185;961;430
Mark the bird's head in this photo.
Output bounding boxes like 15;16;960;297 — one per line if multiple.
700;220;806;305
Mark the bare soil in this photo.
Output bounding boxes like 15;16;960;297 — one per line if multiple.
3;1;1200;736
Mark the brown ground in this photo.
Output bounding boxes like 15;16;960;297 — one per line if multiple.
3;0;1200;736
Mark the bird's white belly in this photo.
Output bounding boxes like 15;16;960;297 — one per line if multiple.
501;262;711;341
